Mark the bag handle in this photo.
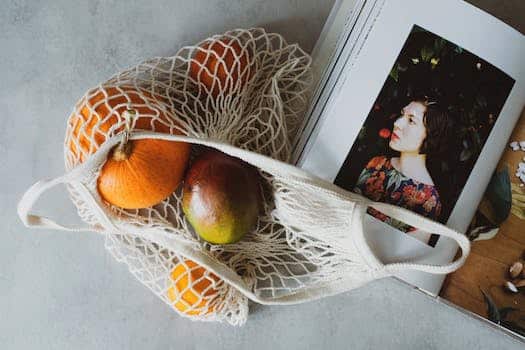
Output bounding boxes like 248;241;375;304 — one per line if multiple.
17;131;311;232
271;176;471;276
354;201;471;275
18;131;470;277
18;175;99;232
17;138;122;233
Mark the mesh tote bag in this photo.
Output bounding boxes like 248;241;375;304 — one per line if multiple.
18;28;470;326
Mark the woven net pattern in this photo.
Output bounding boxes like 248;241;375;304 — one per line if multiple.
62;28;374;326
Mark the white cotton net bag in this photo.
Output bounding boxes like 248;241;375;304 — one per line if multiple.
18;28;470;326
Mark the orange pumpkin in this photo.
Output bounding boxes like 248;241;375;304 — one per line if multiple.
167;259;221;316
189;37;251;96
67;85;191;209
67;85;172;163
97;137;190;209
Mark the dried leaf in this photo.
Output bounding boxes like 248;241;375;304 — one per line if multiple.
511;206;525;220
512;198;525;206
480;288;500;323
473;227;499;241
511;182;525;193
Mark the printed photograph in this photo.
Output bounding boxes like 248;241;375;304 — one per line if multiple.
334;25;515;247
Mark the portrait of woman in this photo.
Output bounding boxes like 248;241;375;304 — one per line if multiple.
334;25;514;247
353;98;452;239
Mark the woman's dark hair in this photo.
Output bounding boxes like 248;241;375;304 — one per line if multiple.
409;97;458;225
413;98;454;156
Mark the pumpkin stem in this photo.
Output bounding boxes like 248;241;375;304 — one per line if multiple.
112;109;137;161
113;141;133;161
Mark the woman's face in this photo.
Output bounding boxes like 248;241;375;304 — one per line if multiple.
389;101;427;154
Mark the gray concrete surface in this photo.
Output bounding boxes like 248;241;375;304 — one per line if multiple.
1;0;524;349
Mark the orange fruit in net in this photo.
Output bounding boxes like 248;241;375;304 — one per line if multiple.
167;259;221;316
67;84;191;209
67;85;173;164
189;37;251;97
97;137;190;209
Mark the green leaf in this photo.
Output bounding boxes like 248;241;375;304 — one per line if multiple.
420;46;434;62
389;65;399;82
430;57;440;69
459;147;472;162
433;38;447;53
356;169;370;188
411;25;427;33
485;167;512;224
386;170;403;192
476;95;488;109
357;126;367;140
472;131;482;149
480;288;500;323
454;46;464;54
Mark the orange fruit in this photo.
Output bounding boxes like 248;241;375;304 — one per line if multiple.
167;259;221;316
67;85;191;209
189;37;251;96
97;138;190;209
67;85;172;163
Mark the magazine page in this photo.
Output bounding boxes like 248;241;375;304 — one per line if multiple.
309;0;359;84
440;109;525;338
293;0;369;153
297;0;525;293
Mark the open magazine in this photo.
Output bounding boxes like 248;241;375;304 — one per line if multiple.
292;0;525;336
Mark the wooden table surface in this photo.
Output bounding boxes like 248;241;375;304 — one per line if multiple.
441;108;525;327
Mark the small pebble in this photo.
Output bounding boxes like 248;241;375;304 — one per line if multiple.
509;261;523;279
508;141;525;185
505;281;519;293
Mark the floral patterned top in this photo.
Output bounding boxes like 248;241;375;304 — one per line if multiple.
354;156;442;232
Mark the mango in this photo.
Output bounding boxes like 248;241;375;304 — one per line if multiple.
182;149;261;244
